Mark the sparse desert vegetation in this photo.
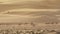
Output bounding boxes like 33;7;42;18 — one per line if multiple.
0;24;59;34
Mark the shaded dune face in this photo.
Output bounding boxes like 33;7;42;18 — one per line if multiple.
0;14;59;24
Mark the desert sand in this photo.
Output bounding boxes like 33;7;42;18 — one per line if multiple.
0;0;60;34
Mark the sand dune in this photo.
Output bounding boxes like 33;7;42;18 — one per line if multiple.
0;0;60;12
0;0;60;34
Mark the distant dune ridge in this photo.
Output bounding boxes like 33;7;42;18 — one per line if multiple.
0;0;60;12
